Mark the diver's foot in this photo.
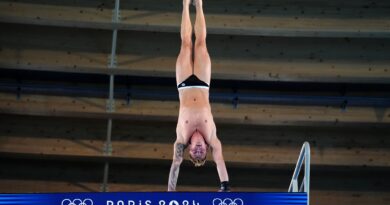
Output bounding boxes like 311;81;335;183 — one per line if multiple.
192;0;202;8
183;0;191;7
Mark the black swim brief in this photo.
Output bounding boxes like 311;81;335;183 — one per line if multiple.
177;74;209;90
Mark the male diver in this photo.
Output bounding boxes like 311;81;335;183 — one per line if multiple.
167;0;230;192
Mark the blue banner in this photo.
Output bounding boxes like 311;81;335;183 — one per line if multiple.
0;192;307;205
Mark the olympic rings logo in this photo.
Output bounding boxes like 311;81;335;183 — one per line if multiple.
61;198;94;205
212;198;244;205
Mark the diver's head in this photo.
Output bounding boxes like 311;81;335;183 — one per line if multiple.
188;131;208;167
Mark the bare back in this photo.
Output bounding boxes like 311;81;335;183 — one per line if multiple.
176;88;216;144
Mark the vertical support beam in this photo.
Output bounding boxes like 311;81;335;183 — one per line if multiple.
102;0;120;193
102;118;113;192
102;161;110;192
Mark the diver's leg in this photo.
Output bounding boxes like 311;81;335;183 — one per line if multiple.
193;0;211;85
176;0;194;85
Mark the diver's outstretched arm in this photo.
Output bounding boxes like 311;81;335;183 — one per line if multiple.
210;135;230;191
167;142;185;191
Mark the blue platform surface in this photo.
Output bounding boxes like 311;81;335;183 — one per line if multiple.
0;192;307;205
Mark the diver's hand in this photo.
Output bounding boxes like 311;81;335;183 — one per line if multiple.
218;181;230;192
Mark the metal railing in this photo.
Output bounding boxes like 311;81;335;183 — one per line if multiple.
288;142;311;205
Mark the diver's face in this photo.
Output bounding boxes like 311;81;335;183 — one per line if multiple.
189;132;207;160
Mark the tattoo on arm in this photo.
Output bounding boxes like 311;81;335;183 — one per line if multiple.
168;143;185;191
